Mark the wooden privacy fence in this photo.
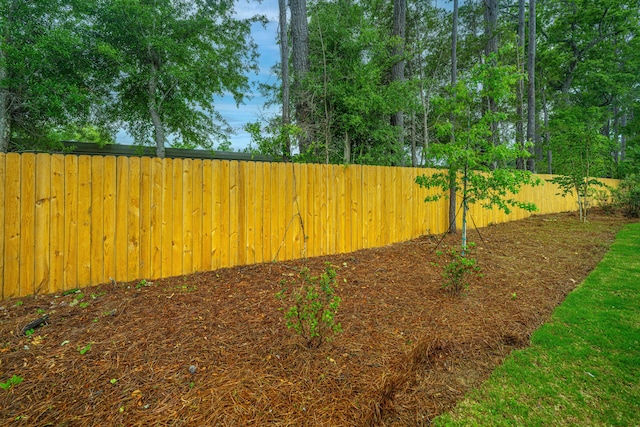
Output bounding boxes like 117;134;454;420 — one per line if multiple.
0;152;618;300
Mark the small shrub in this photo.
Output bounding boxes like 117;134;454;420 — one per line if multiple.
592;188;615;214
435;243;481;295
78;343;92;355
0;375;23;390
276;263;342;348
613;174;640;218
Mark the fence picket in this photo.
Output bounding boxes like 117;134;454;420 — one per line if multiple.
150;157;163;279
171;159;183;276
139;157;152;280
90;156;104;286
103;156;117;283
192;159;203;273
127;157;141;282
35;154;51;295
115;157;129;282
4;154;20;298
161;159;173;277
201;160;213;271
181;158;193;274
19;154;36;296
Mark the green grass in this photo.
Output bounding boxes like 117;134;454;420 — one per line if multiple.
433;222;640;427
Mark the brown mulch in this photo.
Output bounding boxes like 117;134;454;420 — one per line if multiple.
0;210;635;426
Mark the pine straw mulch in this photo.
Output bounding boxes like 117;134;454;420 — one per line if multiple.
1;210;635;426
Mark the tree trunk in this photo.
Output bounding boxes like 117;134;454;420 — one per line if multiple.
417;44;429;161
148;59;166;158
0;2;12;152
278;0;291;158
0;58;9;152
541;85;552;174
343;132;350;164
290;0;310;153
484;0;499;153
391;0;406;166
449;168;458;234
515;0;525;170
449;0;459;234
620;112;627;161
483;0;499;64
612;102;619;164
526;0;537;172
411;112;417;166
314;13;330;164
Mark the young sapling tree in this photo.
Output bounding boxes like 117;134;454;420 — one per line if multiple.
546;106;612;222
416;54;540;290
417;55;540;250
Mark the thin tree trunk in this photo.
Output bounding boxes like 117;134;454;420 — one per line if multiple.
0;2;12;152
278;0;291;158
315;12;330;164
417;47;429;160
344;132;350;164
411;112;417;166
613;102;619;164
526;0;537;172
620;112;627;161
541;85;552;174
148;60;165;158
516;0;525;170
290;0;310;153
484;0;499;157
0;59;9;152
391;0;406;166
449;0;459;233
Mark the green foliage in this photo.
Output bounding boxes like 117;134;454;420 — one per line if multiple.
0;375;23;390
77;343;92;355
416;55;540;246
251;0;415;165
0;0;107;151
417;55;541;213
47;125;114;147
135;279;151;290
613;174;640;218
85;0;264;151
546;106;613;221
244;121;302;160
303;0;416;165
275;263;342;348
435;243;481;295
547;175;605;221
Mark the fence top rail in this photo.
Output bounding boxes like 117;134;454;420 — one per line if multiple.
40;142;278;163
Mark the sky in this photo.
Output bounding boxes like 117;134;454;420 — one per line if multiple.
116;0;281;152
218;0;282;152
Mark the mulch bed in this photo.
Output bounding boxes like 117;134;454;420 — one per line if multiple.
0;210;634;426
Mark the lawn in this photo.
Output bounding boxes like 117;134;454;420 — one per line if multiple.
0;210;635;426
434;221;640;427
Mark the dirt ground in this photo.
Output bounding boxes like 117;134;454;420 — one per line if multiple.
0;210;635;426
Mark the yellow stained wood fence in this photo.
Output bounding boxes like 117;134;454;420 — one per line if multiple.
0;153;618;300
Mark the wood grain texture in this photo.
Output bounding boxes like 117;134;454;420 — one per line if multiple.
0;154;617;300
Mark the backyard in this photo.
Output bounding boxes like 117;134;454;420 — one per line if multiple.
0;210;635;426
